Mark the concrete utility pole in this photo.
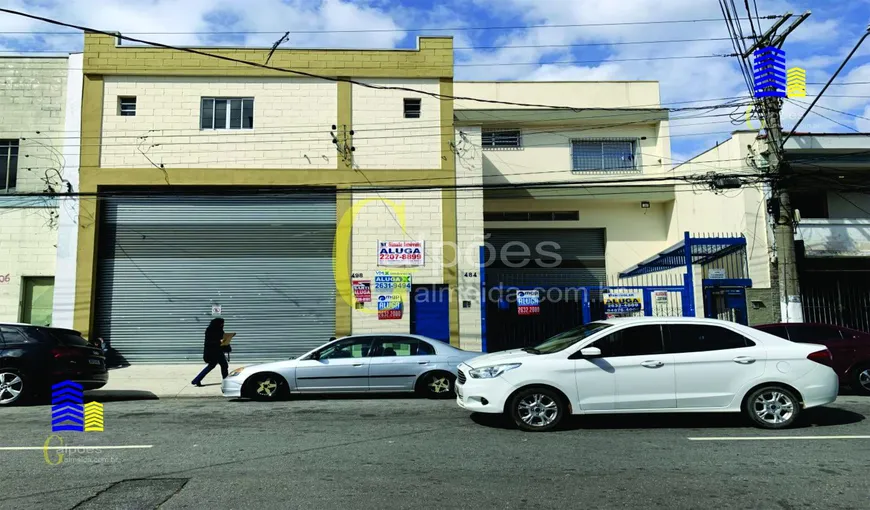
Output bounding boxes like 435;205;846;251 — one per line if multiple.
741;11;810;322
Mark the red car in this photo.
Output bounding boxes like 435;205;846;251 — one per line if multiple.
755;323;870;395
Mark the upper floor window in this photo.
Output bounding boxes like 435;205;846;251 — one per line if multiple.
571;138;638;173
201;98;254;130
1;140;19;193
403;98;422;119
482;129;522;149
118;96;137;116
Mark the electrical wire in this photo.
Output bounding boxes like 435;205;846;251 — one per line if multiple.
0;8;747;112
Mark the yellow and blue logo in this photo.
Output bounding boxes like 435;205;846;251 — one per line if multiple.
51;381;103;433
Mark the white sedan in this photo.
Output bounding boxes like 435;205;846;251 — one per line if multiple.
222;334;478;400
456;317;838;431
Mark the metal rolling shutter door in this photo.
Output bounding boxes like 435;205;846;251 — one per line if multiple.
485;228;606;287
95;194;336;363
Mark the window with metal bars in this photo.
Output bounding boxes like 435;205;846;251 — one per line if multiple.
118;96;137;116
200;98;254;130
1;140;18;192
481;129;522;149
403;98;421;119
571;138;638;172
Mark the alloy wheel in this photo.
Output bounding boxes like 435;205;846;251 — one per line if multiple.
0;372;24;405
517;393;559;428
256;377;278;398
753;390;795;425
428;376;451;394
859;369;870;392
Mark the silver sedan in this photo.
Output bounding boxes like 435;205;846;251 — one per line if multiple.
221;334;481;401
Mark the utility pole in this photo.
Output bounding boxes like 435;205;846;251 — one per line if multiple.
741;11;810;322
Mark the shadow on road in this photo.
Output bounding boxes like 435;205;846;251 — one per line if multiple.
19;390;159;407
228;392;425;403
470;405;865;431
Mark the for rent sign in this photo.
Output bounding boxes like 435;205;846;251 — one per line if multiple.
378;241;424;267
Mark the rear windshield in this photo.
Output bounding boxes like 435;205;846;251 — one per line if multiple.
45;329;91;347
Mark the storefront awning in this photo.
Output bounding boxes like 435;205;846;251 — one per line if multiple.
619;234;747;277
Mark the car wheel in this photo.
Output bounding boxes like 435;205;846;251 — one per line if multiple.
418;372;455;399
509;387;565;432
745;386;801;429
852;364;870;396
0;370;26;406
243;373;287;401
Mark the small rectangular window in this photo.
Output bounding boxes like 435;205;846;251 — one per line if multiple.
201;97;254;130
118;96;136;116
1;139;19;192
572;139;638;172
403;98;422;119
482;129;522;148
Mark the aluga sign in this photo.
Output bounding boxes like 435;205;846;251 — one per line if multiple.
378;241;425;266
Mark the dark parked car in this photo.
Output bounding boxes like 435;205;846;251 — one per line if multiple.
755;323;870;395
0;323;108;406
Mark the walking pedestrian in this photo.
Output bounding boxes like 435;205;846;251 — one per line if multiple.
191;318;229;387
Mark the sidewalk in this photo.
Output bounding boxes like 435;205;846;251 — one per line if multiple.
88;364;238;398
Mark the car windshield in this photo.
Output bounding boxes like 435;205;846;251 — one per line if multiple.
532;322;613;354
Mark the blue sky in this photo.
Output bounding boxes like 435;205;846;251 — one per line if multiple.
1;0;869;163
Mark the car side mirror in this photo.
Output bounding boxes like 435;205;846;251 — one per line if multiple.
579;347;602;358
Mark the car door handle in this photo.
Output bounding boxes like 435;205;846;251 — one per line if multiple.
417;361;429;365
732;356;756;364
353;363;364;367
641;360;664;368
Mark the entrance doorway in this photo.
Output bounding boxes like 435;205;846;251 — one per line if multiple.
410;284;450;342
20;276;54;326
703;287;748;325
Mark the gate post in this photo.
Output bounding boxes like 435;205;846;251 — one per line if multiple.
479;246;487;352
682;232;696;317
581;288;591;324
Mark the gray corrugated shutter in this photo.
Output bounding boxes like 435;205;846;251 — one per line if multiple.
485;228;606;287
95;193;336;363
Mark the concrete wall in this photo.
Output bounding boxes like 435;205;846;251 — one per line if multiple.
453;81;662;110
0;57;69;323
455;127;485;351
100;76;338;169
351;79;442;170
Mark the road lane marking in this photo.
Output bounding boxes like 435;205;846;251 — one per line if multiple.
689;436;870;441
0;445;153;451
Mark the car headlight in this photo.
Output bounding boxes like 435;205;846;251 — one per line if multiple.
228;367;247;377
469;363;521;379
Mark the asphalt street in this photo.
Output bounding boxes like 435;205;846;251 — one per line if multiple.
2;393;870;510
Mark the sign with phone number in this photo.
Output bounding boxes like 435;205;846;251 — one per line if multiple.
374;271;412;290
378;241;424;267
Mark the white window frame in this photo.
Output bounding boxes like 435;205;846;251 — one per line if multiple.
200;97;255;130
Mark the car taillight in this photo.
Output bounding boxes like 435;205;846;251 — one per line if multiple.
52;347;81;359
807;349;833;367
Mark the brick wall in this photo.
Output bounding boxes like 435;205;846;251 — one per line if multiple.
0;57;67;322
351;79;442;170
350;190;443;334
0;57;68;192
0;208;59;321
455;128;485;351
100;76;337;169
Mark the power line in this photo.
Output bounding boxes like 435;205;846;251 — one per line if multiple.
0;16;783;36
0;8;746;112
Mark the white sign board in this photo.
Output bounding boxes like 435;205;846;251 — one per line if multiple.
378;241;424;267
708;268;727;279
211;304;222;316
653;290;669;305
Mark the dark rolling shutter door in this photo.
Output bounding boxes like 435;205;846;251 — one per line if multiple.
485;228;606;287
95;193;336;363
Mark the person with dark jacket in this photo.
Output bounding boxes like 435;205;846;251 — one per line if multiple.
191;318;229;387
